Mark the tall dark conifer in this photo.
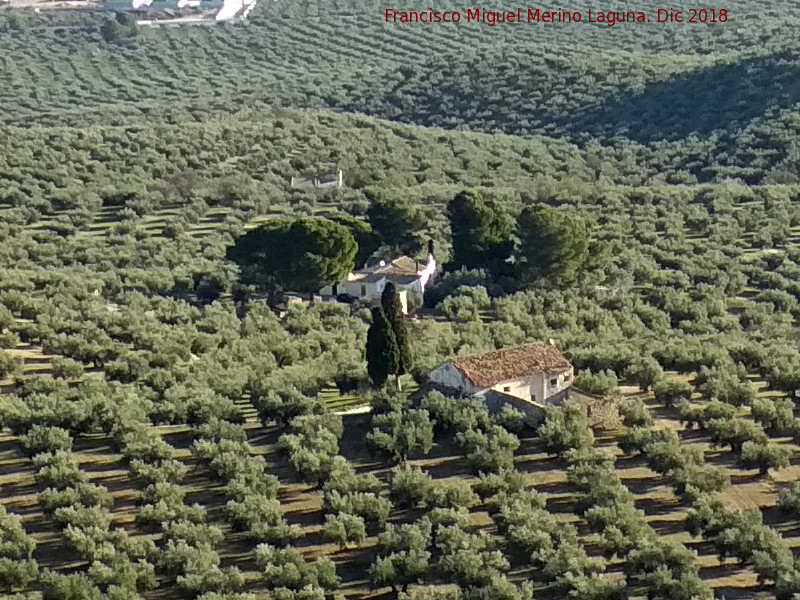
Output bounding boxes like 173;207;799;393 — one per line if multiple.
381;283;412;387
366;306;399;389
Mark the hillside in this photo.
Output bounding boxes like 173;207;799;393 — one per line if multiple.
4;1;800;182
5;2;800;600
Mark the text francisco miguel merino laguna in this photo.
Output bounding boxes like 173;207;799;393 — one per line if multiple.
385;8;728;25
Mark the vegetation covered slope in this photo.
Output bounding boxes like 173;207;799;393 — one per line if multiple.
3;0;800;183
5;1;800;599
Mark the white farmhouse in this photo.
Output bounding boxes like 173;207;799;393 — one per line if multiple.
319;253;437;314
428;342;575;423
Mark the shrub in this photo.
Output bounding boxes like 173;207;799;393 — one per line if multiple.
472;470;526;500
493;404;527;433
41;571;103;600
366;409;435;463
433;481;479;511
0;506;36;559
34;452;87;489
163;520;225;547
255;544;339;591
695;366;755;406
0;351;21;380
421;392;493;436
537;404;594;457
750;397;795;434
324;491;392;530
0;331;19;350
778;482;800;515
21;426;73;456
0;558;39;593
740;442;791;475
669;463;730;496
388;465;436;509
654;380;693;408
322;513;367;550
620;398;653;428
51;358;84;380
456;425;520;474
708;418;768;454
323;458;382;497
645;440;701;475
573;369;618;396
624;356;664;391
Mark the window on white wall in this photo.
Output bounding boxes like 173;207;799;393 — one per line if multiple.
550;378;558;386
503;386;511;392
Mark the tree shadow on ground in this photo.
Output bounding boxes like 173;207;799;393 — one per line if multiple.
416;455;474;479
282;507;323;529
651;405;679;421
515;452;564;474
328;548;382;589
532;480;574;496
647;517;687;537
619;474;666;497
684;537;717;557
34;536;86;571
544;495;579;515
762;498;795;527
246;425;282;450
633;495;682;517
699;562;764;596
88;471;148;495
614;451;648;468
0;456;35;478
563;52;800;144
183;480;227;510
678;428;711;443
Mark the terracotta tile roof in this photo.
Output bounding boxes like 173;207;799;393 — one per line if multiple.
377;256;419;276
453;343;571;387
350;273;386;283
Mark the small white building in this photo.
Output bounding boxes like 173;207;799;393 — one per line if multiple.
319;254;437;314
428;342;574;423
290;169;343;189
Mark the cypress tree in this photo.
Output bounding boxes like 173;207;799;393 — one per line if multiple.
366;306;399;389
381;283;413;385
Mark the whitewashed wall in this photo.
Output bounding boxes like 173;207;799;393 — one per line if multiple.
543;367;574;401
321;278;385;298
487;367;574;404
428;362;476;395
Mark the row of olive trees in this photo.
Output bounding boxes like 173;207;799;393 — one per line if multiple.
618;398;800;599
193;420;298;546
540;404;715;600
27;425;158;599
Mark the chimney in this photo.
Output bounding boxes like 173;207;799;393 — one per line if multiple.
415;260;420;273
427;239;435;259
548;338;556;347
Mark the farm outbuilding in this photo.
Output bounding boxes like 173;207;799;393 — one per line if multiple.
428;342;576;424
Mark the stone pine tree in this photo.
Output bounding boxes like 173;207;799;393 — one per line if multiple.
446;190;515;276
226;217;357;305
381;282;412;390
366;307;399;389
516;205;589;287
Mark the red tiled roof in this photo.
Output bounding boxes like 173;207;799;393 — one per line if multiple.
453;343;571;387
378;256;419;276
